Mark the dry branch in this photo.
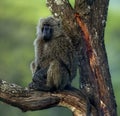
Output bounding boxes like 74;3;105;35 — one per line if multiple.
0;80;97;116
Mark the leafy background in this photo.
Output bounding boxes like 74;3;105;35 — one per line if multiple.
0;0;120;116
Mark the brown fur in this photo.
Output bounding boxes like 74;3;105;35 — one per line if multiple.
30;17;77;90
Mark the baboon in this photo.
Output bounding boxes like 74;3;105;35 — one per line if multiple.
29;17;77;91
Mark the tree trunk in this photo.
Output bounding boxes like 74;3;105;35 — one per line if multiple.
47;0;117;115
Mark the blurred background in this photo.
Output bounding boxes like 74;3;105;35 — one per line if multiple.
0;0;119;116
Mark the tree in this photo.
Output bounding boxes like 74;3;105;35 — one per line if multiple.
0;0;117;116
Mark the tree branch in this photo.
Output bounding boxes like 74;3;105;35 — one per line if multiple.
0;80;97;116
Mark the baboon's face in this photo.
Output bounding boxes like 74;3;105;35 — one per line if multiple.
41;23;53;41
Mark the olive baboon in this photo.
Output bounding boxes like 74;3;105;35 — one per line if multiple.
29;17;77;91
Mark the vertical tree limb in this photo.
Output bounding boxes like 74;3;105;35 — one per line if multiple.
46;0;117;115
74;0;117;115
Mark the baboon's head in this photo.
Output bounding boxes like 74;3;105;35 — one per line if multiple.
37;17;62;42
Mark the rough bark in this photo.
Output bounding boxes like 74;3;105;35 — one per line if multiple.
47;0;117;115
0;80;97;116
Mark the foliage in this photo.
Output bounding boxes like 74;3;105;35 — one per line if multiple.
0;0;120;116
